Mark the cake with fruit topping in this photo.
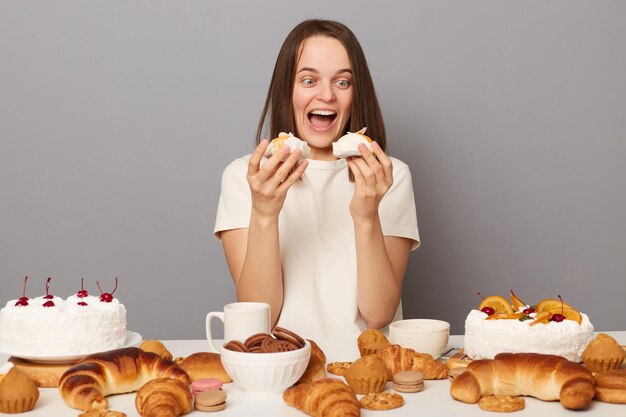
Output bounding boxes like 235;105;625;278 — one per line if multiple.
0;277;127;357
464;292;594;362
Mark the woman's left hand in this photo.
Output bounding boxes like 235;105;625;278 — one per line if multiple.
347;141;393;220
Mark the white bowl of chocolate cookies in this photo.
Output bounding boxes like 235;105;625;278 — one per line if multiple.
220;327;311;395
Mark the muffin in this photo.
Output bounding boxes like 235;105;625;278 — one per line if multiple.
343;355;388;394
582;333;625;372
358;329;392;357
0;367;39;413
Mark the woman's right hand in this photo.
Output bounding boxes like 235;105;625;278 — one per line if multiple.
247;139;308;218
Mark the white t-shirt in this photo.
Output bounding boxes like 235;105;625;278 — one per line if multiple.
214;156;420;345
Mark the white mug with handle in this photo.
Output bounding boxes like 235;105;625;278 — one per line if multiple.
206;302;271;353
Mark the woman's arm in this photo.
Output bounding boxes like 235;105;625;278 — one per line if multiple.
348;142;412;328
353;221;412;328
220;141;307;327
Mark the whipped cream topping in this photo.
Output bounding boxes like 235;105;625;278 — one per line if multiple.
0;294;127;356
264;132;310;160
332;127;373;158
464;309;594;362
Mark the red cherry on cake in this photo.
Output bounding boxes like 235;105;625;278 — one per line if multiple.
476;292;496;315
481;306;495;316
549;294;566;323
523;307;535;314
43;277;54;299
97;277;118;303
15;276;30;307
40;277;56;306
76;277;88;298
78;301;88;306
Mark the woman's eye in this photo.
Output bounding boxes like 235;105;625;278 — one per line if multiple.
337;79;351;88
302;78;315;86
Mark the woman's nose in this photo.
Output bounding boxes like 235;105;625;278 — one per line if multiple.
316;82;336;102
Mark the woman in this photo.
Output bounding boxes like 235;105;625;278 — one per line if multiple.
214;19;419;343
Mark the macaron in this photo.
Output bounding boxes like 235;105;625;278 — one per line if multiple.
191;378;223;395
393;370;424;393
194;389;227;412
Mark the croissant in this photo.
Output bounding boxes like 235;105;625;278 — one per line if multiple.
135;378;192;417
139;340;173;361
59;347;191;411
284;378;360;417
450;352;595;410
296;340;327;385
375;344;447;380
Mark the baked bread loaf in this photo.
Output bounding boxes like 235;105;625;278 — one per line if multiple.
376;345;447;380
178;352;232;383
135;377;192;417
59;347;191;411
284;378;360;417
450;352;595;410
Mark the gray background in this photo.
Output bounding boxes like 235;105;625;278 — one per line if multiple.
1;0;625;340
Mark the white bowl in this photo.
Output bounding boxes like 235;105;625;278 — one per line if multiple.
389;319;450;358
220;340;311;395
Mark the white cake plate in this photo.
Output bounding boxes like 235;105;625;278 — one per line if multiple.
1;330;142;364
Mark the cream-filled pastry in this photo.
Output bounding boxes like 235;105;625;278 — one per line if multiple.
264;132;310;160
332;127;373;158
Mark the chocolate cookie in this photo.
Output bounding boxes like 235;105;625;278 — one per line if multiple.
272;327;305;348
245;333;271;350
223;340;247;352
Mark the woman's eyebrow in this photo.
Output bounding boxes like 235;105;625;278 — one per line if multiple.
296;67;353;75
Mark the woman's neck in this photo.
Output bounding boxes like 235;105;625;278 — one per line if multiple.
309;146;338;161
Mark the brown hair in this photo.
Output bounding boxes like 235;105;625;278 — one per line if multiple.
256;19;386;151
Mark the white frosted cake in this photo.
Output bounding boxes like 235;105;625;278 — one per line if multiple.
464;309;594;362
264;132;310;160
332;127;373;158
0;283;127;357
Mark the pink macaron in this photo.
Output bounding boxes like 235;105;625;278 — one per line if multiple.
191;378;223;395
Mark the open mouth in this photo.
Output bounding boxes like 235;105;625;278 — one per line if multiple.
308;110;337;130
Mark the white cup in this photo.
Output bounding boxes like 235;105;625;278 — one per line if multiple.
206;302;271;353
389;319;450;358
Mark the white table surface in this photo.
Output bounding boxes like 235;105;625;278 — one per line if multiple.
1;332;625;416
